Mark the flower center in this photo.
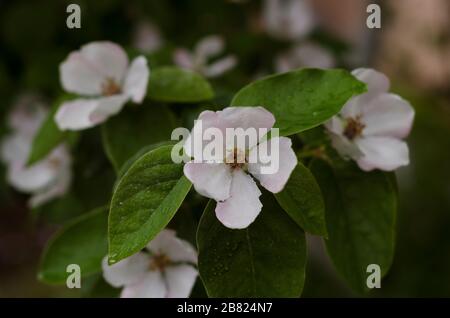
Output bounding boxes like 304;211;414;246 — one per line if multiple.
149;253;171;271
343;116;365;140
225;148;247;170
48;157;61;169
101;78;121;96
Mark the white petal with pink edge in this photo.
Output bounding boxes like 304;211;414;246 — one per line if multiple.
102;253;150;288
165;264;198;298
183;161;232;202
79;41;129;83
55;95;128;131
248;136;297;193
120;270;166;298
215;169;262;229
123;56;149;103
361;93;414;139
355;136;409;171
146;229;198;264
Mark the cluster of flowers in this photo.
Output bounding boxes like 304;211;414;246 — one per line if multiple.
1;0;414;299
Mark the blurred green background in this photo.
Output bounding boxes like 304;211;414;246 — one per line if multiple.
0;0;449;297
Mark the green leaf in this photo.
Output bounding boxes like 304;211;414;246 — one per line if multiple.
81;274;121;298
116;141;177;181
310;159;397;293
27;96;78;166
231;68;366;136
108;144;192;264
197;194;307;297
102;103;176;171
147;66;214;103
38;207;108;284
275;162;327;236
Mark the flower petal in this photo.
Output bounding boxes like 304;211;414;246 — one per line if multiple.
173;49;195;69
351;68;390;107
89;95;129;125
120;271;166;298
215;169;262;229
183;110;221;160
220;107;276;149
203;55;237;78
183;107;276;161
355;136;409;171
324;116;344;135
353;68;390;94
59;52;106;96
362;93;415;139
55;99;99;130
183;161;232;201
55;95;128;131
220;106;276;133
165;264;198;298
195;35;224;61
248;136;297;193
263;0;315;40
80;41;129;84
102;253;150;288
123;56;150;103
275;43;335;73
340;96;362;118
133;21;163;54
6;161;56;193
28;145;72;207
8;99;47;137
328;132;363;159
1;134;30;165
147;229;198;264
28;165;71;208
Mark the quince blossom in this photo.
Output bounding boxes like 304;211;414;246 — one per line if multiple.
174;35;237;78
325;68;415;171
183;107;297;229
102;230;198;298
55;41;149;130
1;99;72;207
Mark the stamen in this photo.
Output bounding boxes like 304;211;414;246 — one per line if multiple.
225;148;247;170
48;157;61;169
149;253;171;271
343;116;365;140
101;78;121;96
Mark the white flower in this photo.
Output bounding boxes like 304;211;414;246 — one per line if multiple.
275;42;335;73
173;35;237;78
55;41;150;131
263;0;315;41
102;230;198;298
1;100;72;207
133;21;163;54
325;68;415;171
183;107;297;229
